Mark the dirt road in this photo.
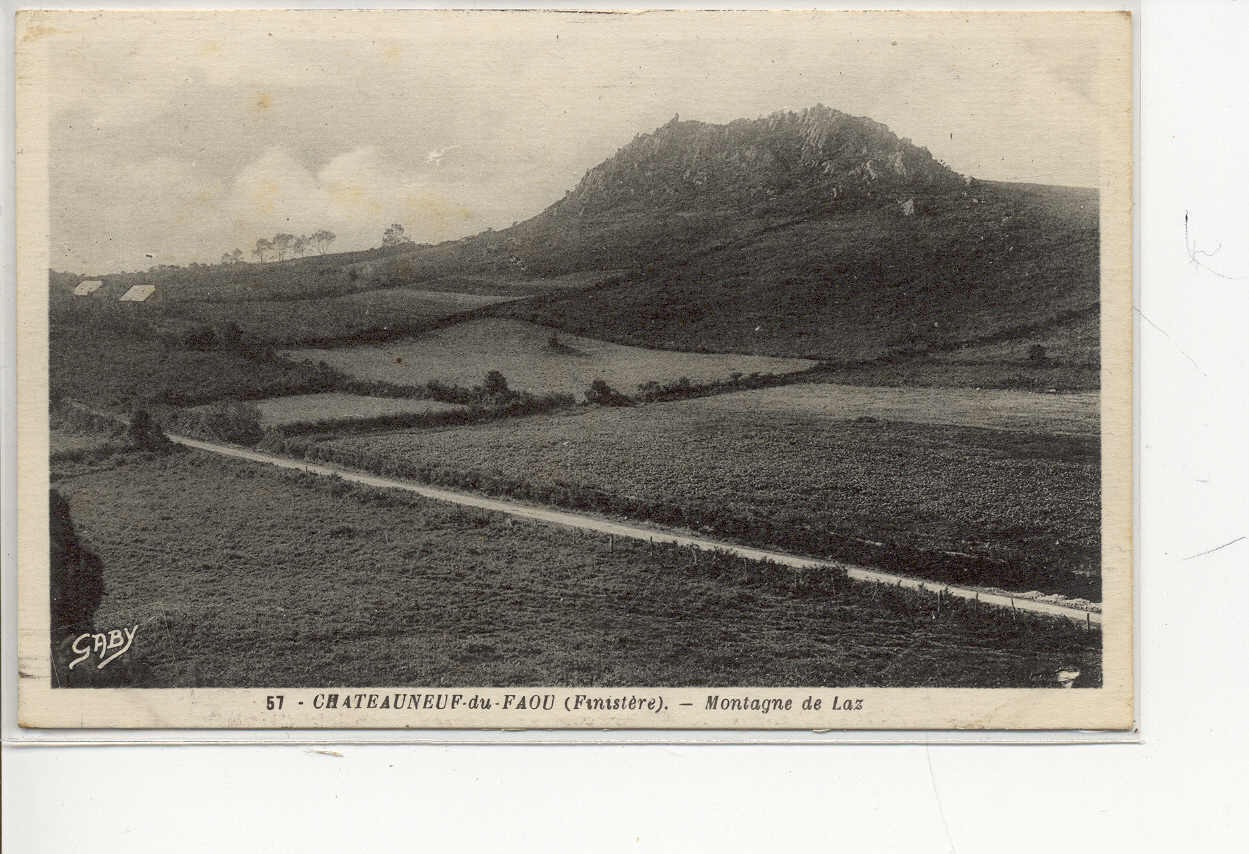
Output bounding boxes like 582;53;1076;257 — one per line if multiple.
167;432;1102;626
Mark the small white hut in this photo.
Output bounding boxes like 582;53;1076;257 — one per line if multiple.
73;280;104;296
119;284;157;303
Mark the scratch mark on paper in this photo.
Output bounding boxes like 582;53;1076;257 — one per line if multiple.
307;748;344;758
1183;536;1246;561
925;744;958;854
1134;306;1207;377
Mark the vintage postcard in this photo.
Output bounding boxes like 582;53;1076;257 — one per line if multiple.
15;9;1132;730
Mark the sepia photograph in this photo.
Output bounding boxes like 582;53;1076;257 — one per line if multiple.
15;9;1132;729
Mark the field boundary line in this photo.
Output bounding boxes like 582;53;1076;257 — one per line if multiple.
163;431;1102;626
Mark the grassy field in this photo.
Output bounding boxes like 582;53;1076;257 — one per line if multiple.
52;249;621;305
285;319;815;398
175;288;518;345
48;316;388;411
203;393;468;428
322;392;1100;599
807;360;1101;392
933;310;1101;368
53;449;1099;688
50;428;120;455
401;270;624;297
688;384;1099;437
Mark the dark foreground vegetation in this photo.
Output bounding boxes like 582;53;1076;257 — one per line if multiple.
315;404;1100;601
52;448;1100;688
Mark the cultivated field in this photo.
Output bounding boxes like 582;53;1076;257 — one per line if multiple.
693;384;1099;437
285;318;816;398
177;287;517;345
323;391;1100;598
53;449;1100;687
204;393;467;428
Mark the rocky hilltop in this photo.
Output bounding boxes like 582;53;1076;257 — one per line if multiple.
549;105;966;218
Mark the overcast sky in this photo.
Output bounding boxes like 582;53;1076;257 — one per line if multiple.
38;11;1112;273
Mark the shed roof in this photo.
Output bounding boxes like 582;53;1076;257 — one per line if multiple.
73;280;104;296
119;285;156;302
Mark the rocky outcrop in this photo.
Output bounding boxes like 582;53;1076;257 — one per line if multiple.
548;104;964;217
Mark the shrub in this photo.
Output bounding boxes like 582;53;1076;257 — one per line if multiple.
214;321;244;350
181;324;217;351
1028;343;1049;364
128;407;172;451
49;489;104;639
585;378;630;406
167;400;264;445
483;370;510;397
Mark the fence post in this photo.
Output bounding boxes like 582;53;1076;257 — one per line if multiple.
609;535;614;553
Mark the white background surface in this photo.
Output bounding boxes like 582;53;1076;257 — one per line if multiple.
5;0;1249;850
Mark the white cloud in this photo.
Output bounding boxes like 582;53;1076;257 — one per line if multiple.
222;145;484;252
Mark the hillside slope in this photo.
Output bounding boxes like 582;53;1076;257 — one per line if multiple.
475;107;1100;362
503;180;1099;361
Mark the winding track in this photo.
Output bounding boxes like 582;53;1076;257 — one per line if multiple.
166;432;1102;626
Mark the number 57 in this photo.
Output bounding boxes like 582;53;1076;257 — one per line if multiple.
266;695;284;710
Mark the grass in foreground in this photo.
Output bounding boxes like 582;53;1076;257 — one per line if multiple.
54;450;1099;688
322;395;1100;599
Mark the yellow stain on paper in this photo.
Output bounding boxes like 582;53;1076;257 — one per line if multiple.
21;23;69;43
